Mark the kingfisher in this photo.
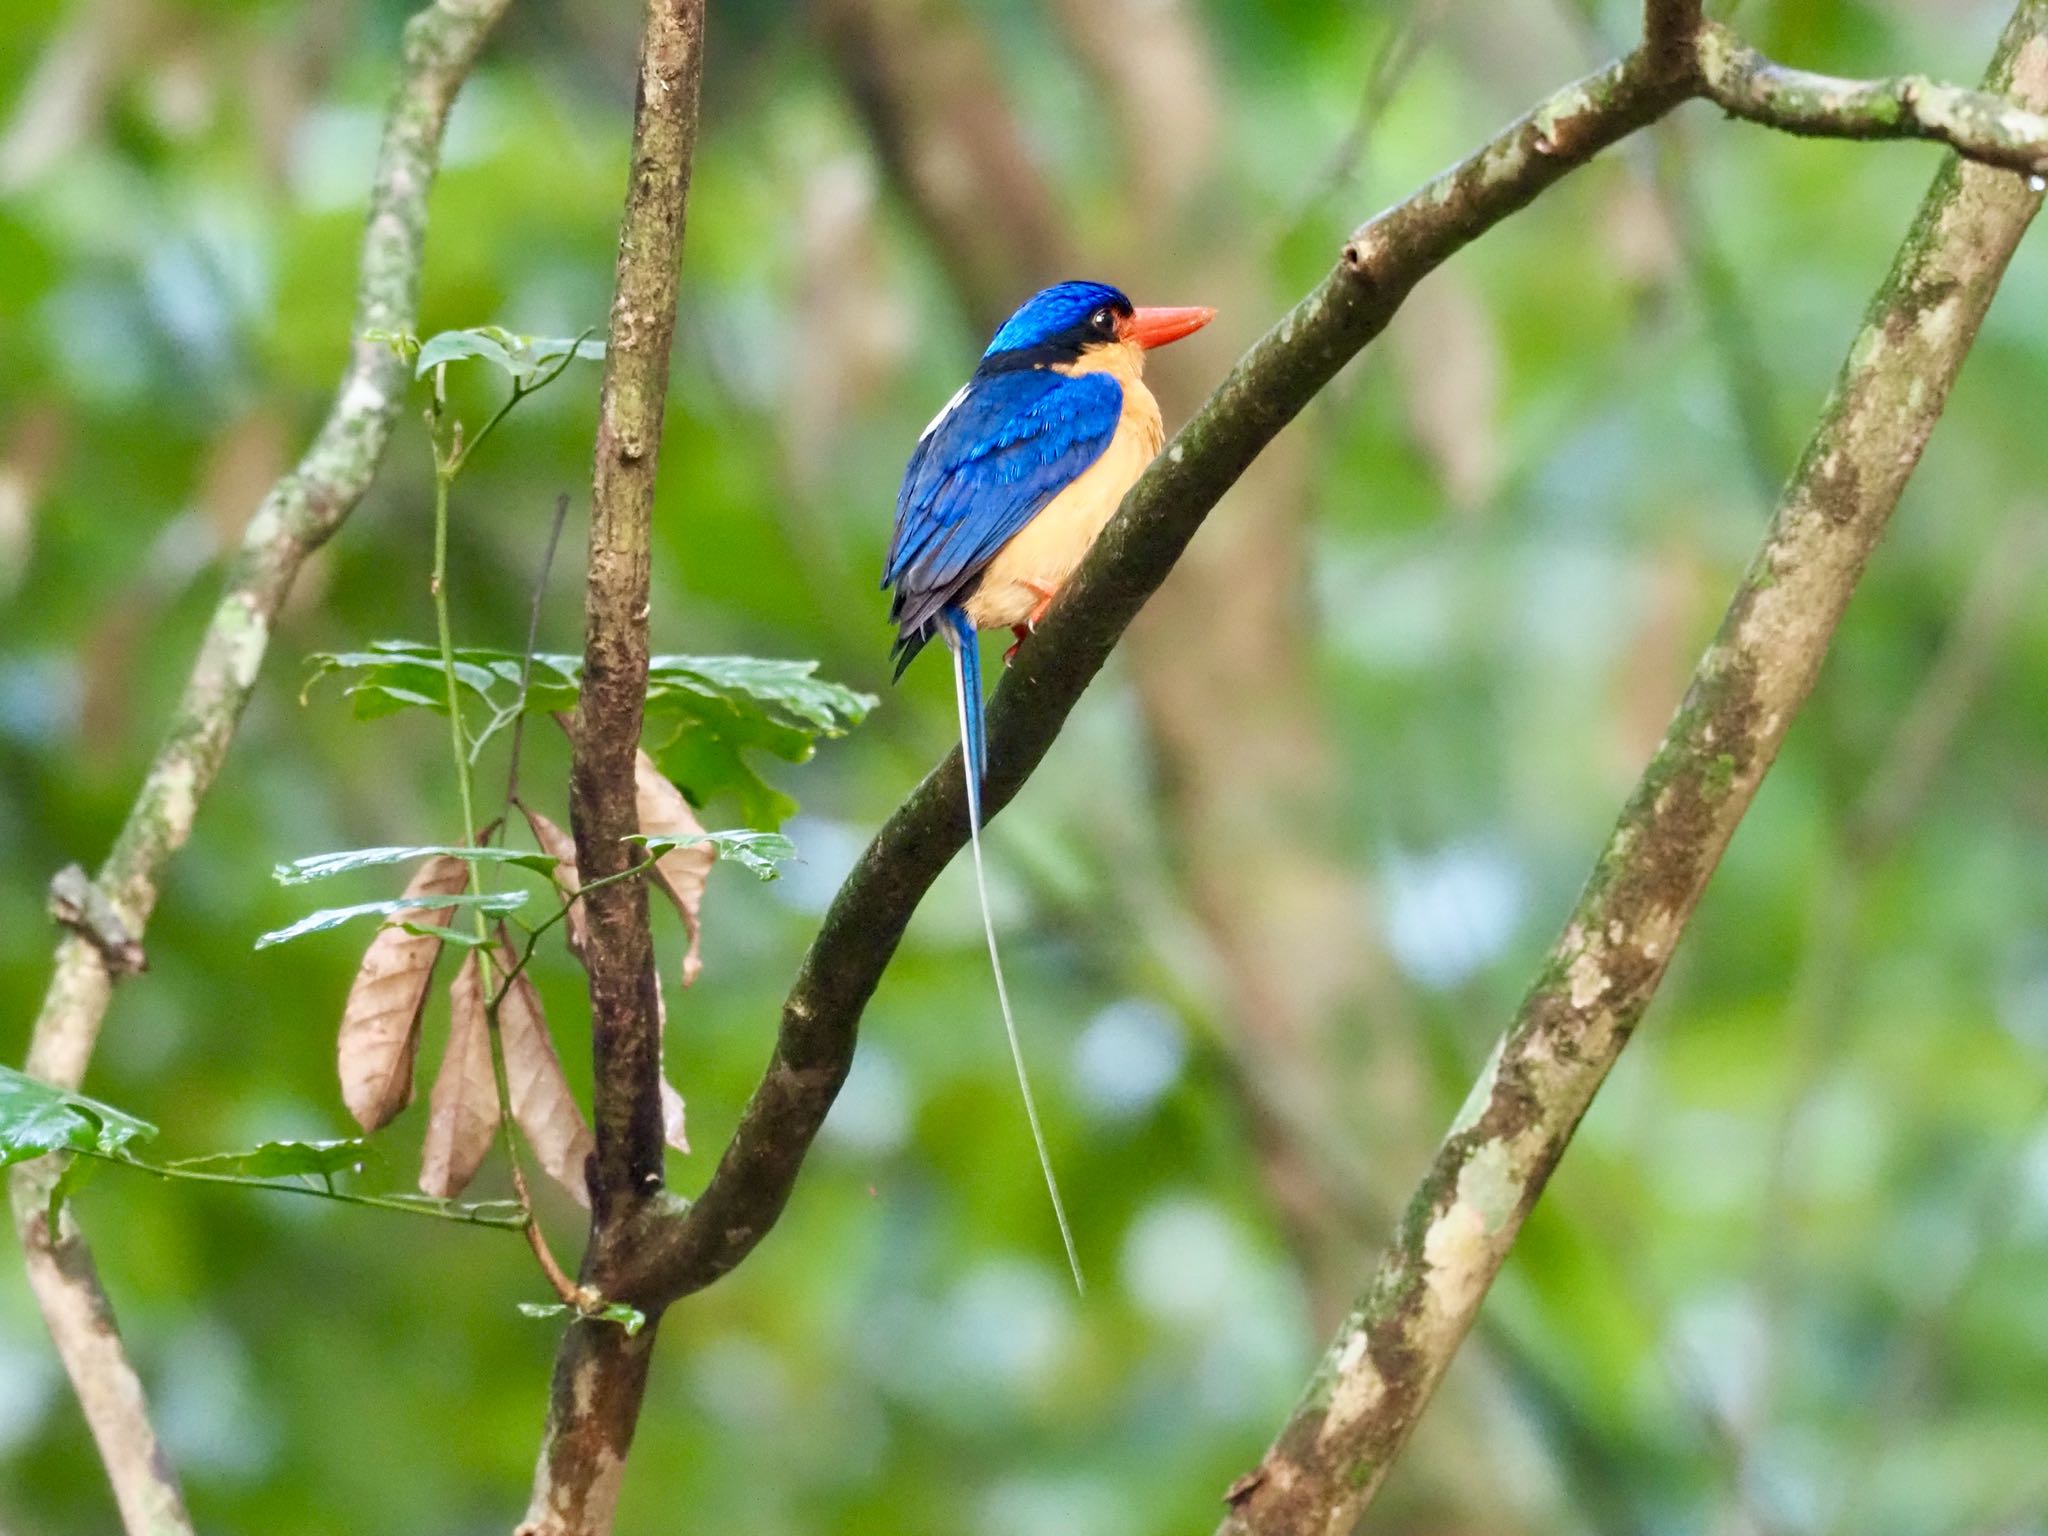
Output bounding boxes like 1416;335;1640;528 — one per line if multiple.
881;280;1214;1289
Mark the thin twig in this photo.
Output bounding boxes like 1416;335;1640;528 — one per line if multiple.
504;492;573;810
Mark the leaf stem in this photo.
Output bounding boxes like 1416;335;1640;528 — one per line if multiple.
81;1150;529;1228
432;427;583;1299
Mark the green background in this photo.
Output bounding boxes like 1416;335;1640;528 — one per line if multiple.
3;0;2046;1532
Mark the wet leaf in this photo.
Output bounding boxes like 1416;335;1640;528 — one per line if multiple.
636;753;715;986
0;1066;157;1170
256;890;526;950
492;933;595;1208
517;801;587;959
169;1138;370;1180
275;845;558;884
417;952;500;1200
337;855;468;1132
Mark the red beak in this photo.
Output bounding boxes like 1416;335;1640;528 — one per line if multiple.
1121;304;1216;349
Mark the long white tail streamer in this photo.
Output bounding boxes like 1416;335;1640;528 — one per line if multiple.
951;640;1085;1293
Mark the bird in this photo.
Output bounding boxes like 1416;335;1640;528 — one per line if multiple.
881;280;1214;1289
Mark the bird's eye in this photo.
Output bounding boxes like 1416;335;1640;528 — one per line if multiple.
1090;307;1117;334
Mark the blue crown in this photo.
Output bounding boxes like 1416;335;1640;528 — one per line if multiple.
982;281;1130;358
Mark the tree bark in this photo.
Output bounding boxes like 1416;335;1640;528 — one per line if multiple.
1217;6;2048;1529
525;0;706;1529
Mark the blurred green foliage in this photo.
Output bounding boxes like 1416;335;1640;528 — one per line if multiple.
3;1;2047;1534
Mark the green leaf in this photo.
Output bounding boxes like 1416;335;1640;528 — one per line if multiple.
415;327;518;378
395;921;493;948
413;326;605;384
0;1066;157;1171
361;328;421;363
517;1300;647;1336
628;830;796;880
255;891;529;950
46;1147;103;1228
273;845;558;885
168;1138;370;1180
302;642;874;828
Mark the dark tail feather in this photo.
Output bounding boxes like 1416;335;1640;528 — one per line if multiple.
942;606;987;810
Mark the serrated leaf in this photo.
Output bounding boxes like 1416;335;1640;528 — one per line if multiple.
516;1300;646;1335
629;830;795;881
275;845;557;885
0;1066;157;1171
302;642;872;828
256;890;527;950
337;855;467;1132
492;932;594;1207
168;1138;370;1180
418;951;500;1199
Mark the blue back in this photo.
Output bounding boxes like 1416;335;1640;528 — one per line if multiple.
883;323;1123;658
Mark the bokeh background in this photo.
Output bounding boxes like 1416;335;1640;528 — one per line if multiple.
5;0;2048;1532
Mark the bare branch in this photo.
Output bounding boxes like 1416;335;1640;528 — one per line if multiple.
607;46;1694;1309
1699;20;2048;173
7;2;511;1529
526;0;705;1530
1215;6;2048;1530
568;0;706;1227
1642;0;1704;76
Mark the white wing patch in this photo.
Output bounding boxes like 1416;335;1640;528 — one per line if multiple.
918;383;970;443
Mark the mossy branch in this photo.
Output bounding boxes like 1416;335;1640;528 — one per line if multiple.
1699;20;2048;173
1217;4;2048;1530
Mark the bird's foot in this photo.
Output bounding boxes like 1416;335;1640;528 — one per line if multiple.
1004;625;1031;666
1024;583;1058;628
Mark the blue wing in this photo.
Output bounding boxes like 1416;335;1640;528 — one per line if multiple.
883;367;1122;665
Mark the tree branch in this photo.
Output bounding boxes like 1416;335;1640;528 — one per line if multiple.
7;2;511;1529
567;0;704;1235
608;45;1694;1309
1698;20;2048;173
1215;4;2048;1529
525;1;705;1531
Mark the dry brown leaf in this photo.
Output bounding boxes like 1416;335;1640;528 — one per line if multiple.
418;949;499;1198
634;750;714;986
493;934;596;1208
517;800;588;960
654;981;689;1155
339;854;468;1133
